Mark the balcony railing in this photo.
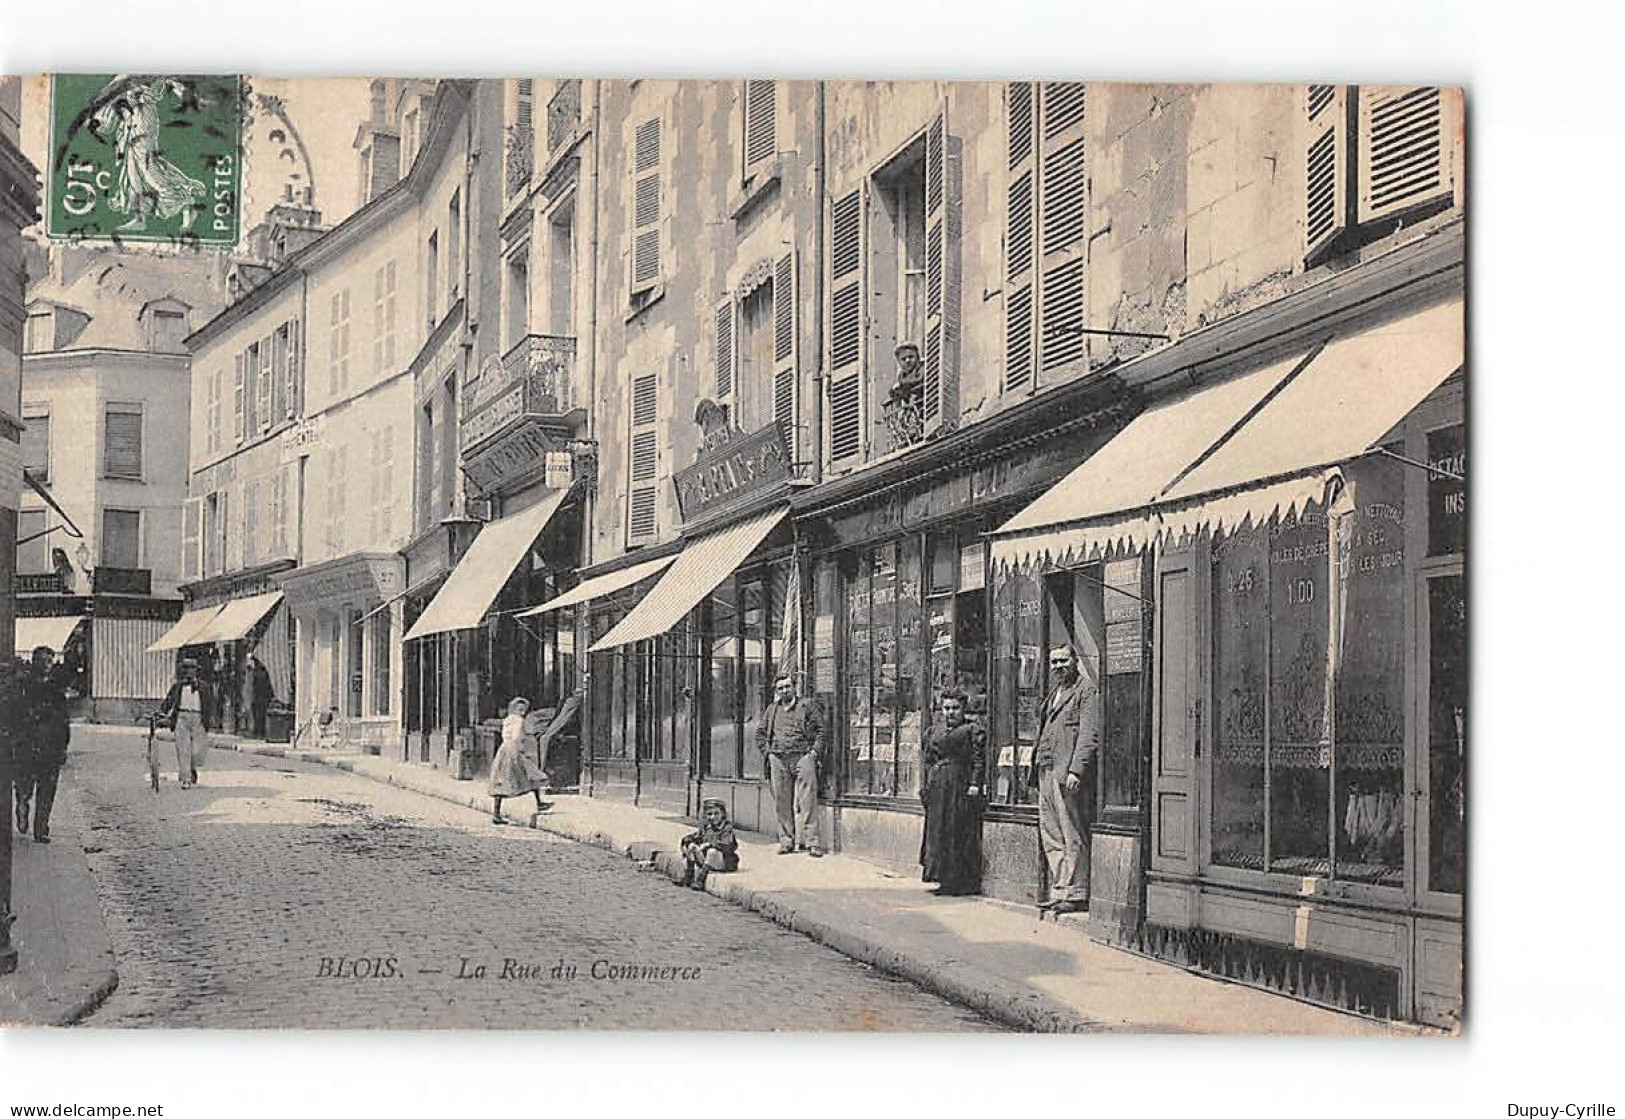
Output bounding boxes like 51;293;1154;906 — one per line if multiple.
547;79;582;155
460;334;578;450
505;124;534;198
881;380;925;451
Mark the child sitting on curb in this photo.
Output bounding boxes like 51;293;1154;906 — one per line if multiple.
680;798;740;890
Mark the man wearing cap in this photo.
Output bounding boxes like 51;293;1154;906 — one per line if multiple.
1030;645;1100;913
755;673;826;856
157;658;213;788
14;646;71;843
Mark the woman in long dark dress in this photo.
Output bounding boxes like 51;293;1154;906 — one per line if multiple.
919;687;986;896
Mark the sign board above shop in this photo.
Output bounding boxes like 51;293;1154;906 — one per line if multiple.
673;420;792;526
463;416;560;495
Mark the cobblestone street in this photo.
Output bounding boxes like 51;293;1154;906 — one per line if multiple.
57;725;996;1030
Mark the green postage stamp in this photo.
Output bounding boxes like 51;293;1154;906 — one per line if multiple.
46;73;243;247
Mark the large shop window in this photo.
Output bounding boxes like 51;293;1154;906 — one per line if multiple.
1210;456;1408;886
841;539;924;798
703;563;789;780
369;610;392;716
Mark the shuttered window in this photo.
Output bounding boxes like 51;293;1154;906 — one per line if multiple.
1304;84;1351;260
241;477;260;566
22;411;48;482
630;117;663;296
743;80;777;178
374;260;398;377
826;187;865;465
270;464;289;559
328;289;352;396
1357;86;1455;224
772;251;797;454
102;509;141;569
714;298;735;398
1036;82;1087;379
286;319;303;419
627;373;659;543
1004;80;1038;394
257;336;274;432
234;351;247;443
368;423;396;545
920;109;962;435
103;403;143;479
206;367;221;454
182;497;201;580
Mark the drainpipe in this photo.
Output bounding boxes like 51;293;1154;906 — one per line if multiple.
811;80;827;487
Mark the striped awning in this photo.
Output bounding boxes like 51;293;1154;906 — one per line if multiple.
992;299;1464;570
191;591;284;644
589;504;787;652
402;490;568;642
146;605;226;653
516;553;677;618
15;614;86;654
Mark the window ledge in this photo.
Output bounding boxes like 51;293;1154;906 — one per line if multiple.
624;283;666;323
729;160;782;222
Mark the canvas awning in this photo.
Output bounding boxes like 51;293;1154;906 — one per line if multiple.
589;504;788;653
993;298;1464;568
191;591;284;644
402;490;568;642
515;553;677;618
16;614;86;654
146;605;225;653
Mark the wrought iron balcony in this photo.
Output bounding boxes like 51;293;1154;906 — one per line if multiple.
460;334;578;451
881;378;925;451
505;124;534;198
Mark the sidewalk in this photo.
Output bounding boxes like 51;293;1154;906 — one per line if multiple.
0;772;119;1026
214;734;1422;1036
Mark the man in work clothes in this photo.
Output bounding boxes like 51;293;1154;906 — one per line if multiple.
157;658;213;788
755;673;826;857
1030;645;1099;914
14;646;71;843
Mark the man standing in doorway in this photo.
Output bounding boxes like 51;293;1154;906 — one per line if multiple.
1031;645;1099;914
15;646;71;843
248;653;273;739
756;673;826;857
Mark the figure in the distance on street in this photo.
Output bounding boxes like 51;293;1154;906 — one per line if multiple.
680;797;740;891
1029;645;1099;914
919;687;986;896
14;646;71;843
157;657;213;789
755;673;826;857
87;76;207;232
248;653;273;739
489;696;549;825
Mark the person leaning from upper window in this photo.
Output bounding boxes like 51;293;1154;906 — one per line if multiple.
1029;645;1100;914
157;657;214;789
755;672;826;857
490;696;550;825
919;686;987;896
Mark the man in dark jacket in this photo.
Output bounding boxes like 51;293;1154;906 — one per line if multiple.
15;646;71;843
1029;645;1100;913
248;653;273;739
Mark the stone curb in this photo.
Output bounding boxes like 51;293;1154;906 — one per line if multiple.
216;741;1098;1032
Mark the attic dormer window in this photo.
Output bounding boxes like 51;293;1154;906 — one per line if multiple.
149;308;189;353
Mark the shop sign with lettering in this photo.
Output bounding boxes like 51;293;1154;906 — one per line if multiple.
282;556;402;609
280;416;324;463
463;417;558;494
673;422;790;524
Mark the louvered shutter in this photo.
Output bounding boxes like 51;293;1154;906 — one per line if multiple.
1005;82;1038;395
1357;86;1456;225
104;406;143;479
385;262;398;367
242;477;259;565
330;445;347;556
182;496;202;580
826;186;866;465
921;108;962;435
744;80;777;178
772;251;797;456
269;327;287;424
223;488;239;572
630;118;662;295
340;290;352;389
714;297;735;398
368;426;382;543
328;294;342;396
380;423;396;543
627;373;659;544
1037;82;1088;379
233;352;247;443
270;465;287;558
286;319;302;418
257;336;273;431
374;266;386;376
1304;84;1352;261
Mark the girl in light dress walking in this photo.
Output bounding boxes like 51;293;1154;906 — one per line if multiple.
490;696;550;825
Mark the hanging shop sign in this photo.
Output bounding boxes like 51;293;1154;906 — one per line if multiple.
673;418;791;525
462;416;559;495
279;553;403;611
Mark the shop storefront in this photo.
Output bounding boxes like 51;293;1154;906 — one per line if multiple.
172;560;296;738
990;295;1465;1026
277;552;402;750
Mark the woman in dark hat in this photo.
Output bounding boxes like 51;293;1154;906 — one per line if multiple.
919;687;986;896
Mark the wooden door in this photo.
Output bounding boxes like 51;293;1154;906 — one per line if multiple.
1150;544;1200;875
